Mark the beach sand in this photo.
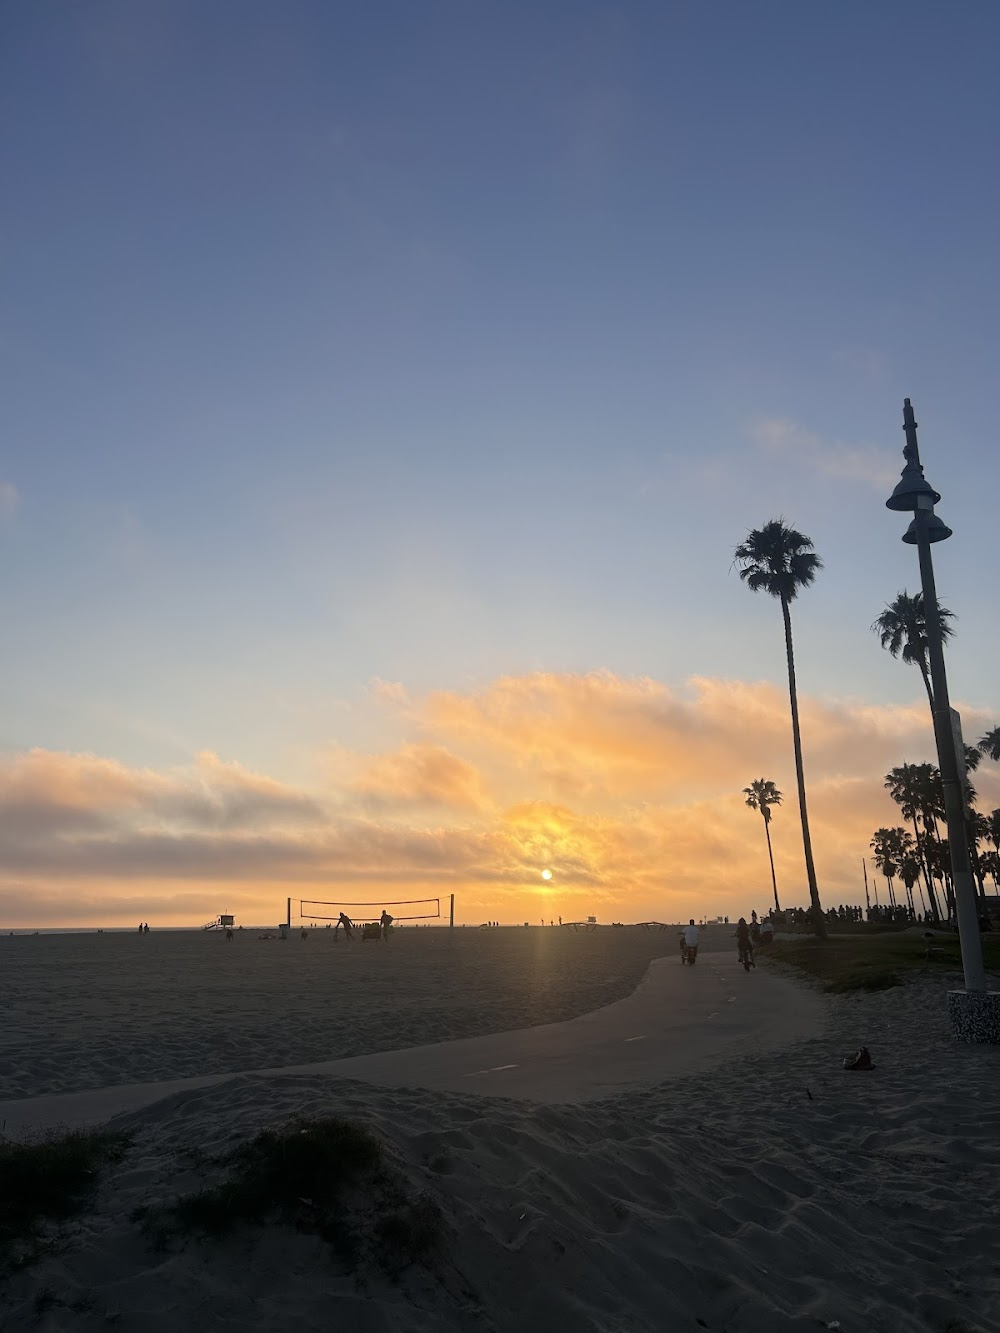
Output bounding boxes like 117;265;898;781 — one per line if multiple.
0;926;688;1100
3;930;999;1331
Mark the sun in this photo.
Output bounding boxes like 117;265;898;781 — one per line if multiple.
541;869;552;881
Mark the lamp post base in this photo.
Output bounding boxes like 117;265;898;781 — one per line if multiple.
948;990;1000;1044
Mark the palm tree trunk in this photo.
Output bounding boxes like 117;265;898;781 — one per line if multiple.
763;814;780;914
781;595;825;938
912;815;940;920
929;815;954;919
967;825;988;913
919;659;935;713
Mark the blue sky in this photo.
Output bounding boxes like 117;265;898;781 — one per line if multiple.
1;3;998;923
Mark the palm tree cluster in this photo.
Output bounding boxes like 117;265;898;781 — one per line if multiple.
880;760;1000;921
734;522;999;941
873;593;1000;920
869;826;924;916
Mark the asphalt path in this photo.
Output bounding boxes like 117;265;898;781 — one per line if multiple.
0;951;824;1135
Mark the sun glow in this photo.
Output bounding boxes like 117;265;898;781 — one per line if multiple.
541;868;552;880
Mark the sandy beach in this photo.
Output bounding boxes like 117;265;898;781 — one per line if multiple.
0;926;686;1101
3;930;999;1332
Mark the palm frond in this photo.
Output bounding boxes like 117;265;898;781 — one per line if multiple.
872;590;954;677
733;518;823;602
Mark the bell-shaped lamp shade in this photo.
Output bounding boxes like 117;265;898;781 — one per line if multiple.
886;466;942;512
902;512;953;545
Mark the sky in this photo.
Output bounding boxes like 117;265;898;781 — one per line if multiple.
1;2;998;927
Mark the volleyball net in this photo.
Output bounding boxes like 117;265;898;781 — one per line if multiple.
298;896;445;925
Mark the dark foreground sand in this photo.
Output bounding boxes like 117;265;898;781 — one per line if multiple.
2;972;999;1332
3;930;999;1332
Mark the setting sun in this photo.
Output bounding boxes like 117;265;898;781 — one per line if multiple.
541;869;552;881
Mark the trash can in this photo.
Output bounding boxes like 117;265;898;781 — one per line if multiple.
279;923;289;940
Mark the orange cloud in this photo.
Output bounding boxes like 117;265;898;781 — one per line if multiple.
1;674;997;928
352;743;489;811
422;671;945;803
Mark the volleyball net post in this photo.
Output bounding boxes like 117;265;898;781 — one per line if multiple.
449;893;455;929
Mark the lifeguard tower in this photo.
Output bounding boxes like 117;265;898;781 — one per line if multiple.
202;914;235;931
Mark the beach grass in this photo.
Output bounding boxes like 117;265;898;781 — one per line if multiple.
0;1128;131;1271
765;931;1000;992
147;1116;443;1272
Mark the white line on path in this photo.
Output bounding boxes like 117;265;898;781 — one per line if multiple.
624;1036;646;1043
465;1063;519;1076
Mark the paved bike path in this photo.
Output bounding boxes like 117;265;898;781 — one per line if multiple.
0;957;824;1135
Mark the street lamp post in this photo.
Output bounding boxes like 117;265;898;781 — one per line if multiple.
886;399;998;1041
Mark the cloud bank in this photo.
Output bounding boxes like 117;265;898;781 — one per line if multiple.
2;674;997;926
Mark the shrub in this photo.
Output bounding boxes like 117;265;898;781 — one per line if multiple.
154;1116;443;1274
0;1129;131;1270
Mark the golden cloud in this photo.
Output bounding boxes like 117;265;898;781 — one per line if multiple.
1;674;996;927
352;743;490;811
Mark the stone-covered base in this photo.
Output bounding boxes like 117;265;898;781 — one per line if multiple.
948;990;1000;1044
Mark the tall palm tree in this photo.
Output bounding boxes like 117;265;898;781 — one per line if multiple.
956;754;988;911
899;852;925;916
979;727;1000;763
988;809;1000;857
870;827;908;909
926;834;955;920
872;591;955;713
985;809;1000;895
743;778;783;913
734;519;825;938
967;809;990;911
884;763;941;920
